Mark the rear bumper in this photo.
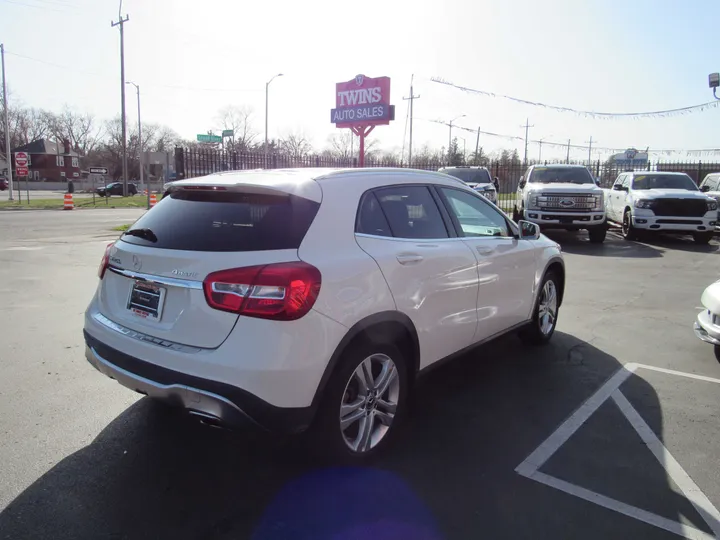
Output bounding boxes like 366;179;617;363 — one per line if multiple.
694;310;720;346
84;331;315;434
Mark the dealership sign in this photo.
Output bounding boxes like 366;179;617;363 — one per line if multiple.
331;74;394;128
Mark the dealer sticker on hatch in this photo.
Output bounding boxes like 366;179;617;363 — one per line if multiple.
127;281;166;320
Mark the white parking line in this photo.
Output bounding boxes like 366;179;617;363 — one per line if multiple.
516;362;720;539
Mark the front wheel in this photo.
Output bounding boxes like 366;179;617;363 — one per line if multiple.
520;271;559;346
622;210;637;241
309;341;408;461
693;232;713;245
588;227;606;244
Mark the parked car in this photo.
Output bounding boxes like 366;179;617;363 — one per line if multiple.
605;172;718;244
96;182;138;197
438;166;498;204
0;178;8;191
83;168;565;459
694;280;720;362
514;164;607;243
699;172;720;231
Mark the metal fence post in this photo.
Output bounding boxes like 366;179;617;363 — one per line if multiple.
697;160;703;185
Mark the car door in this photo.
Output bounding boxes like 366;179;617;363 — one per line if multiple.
608;174;626;222
354;185;479;369
436;186;537;341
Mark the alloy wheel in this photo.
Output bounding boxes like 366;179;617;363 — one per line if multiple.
538;280;558;335
339;353;400;453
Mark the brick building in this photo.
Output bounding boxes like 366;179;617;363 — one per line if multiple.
12;139;81;182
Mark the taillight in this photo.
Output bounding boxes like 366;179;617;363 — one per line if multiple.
203;262;321;321
98;242;114;279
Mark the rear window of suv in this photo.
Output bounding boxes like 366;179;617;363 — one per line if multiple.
121;189;320;252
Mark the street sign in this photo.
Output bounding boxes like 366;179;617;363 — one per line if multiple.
89;167;109;175
222;130;234;138
16;166;28;177
14;151;29;168
197;134;222;143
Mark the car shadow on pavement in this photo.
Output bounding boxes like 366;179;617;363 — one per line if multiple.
543;230;665;258
0;332;712;539
633;233;720;254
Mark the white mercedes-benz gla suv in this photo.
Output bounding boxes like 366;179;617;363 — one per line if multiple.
84;168;565;459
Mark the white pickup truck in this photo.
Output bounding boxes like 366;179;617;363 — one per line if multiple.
513;164;607;243
605;171;718;244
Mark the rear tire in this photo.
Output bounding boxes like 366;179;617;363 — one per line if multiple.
309;340;409;461
622;210;637;241
715;345;720;363
588;227;606;244
693;232;713;245
520;271;559;346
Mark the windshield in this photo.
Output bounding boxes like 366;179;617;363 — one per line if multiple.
442;169;492;185
632;174;699;191
529;167;595;184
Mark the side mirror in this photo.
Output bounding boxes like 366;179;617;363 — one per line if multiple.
701;185;710;192
595;177;601;186
612;184;628;192
518;220;540;240
519;180;526;189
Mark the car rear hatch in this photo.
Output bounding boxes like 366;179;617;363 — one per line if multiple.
97;175;322;349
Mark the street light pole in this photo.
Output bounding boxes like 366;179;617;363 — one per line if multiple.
709;73;719;100
264;73;283;169
1;43;13;201
127;82;148;209
447;114;466;163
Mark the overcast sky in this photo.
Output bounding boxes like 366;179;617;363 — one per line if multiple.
1;0;719;162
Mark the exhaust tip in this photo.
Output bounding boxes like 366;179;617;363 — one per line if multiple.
188;410;225;429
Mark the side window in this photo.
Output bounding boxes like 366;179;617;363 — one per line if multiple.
622;175;632;188
440;188;510;238
613;174;625;188
374;186;449;239
706;175;719;191
355;192;392;237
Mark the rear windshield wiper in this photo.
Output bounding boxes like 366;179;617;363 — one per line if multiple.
124;228;158;242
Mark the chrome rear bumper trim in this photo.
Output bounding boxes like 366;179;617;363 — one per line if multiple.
92;312;204;353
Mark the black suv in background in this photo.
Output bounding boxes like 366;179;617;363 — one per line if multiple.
96;182;138;197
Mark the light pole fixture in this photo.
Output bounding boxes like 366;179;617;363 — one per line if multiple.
126;81;149;209
448;114;466;161
709;73;719;100
265;73;284;168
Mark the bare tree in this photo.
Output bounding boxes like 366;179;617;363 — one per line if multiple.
279;131;313;161
216;105;257;151
325;130;379;161
49;106;104;156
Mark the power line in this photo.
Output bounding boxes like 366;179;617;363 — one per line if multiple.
0;0;71;12
430;77;720;119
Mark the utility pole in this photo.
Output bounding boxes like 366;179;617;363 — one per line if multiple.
112;2;129;197
566;139;571;164
402;75;420;167
521;118;534;166
475;126;481;165
447;114;466;163
585;136;595;165
538;139;544;162
1;43;13;201
265;73;283;168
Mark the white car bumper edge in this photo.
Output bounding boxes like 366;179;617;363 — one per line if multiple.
632;216;716;232
84;330;317;434
523;210;606;227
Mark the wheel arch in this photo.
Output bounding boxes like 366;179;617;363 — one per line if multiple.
543;257;565;308
311;311;420;409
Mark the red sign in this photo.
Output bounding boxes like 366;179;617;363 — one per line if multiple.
331;74;393;128
15;152;29;168
16;166;29;177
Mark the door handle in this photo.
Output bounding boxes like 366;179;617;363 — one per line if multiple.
476;246;495;255
396;254;424;265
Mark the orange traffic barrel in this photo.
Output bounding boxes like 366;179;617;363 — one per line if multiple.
150;193;157;208
63;193;74;210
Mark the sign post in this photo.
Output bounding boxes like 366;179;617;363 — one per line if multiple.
14;152;29;204
331;74;395;167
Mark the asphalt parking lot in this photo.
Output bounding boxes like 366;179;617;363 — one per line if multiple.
0;212;719;540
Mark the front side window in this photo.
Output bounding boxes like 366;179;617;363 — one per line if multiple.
613;174;626;188
374;186;448;239
440;188;510;237
701;175;719;191
632;174;698;191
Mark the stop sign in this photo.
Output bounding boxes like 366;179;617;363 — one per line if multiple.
15;152;28;168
